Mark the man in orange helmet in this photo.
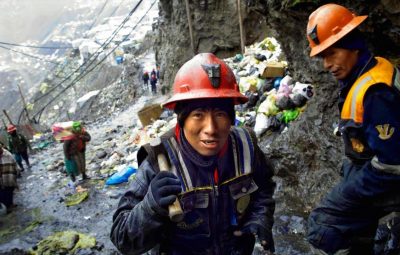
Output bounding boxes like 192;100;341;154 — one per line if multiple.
111;53;276;254
306;4;400;255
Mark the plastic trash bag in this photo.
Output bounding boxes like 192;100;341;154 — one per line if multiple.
277;82;293;97
106;166;137;185
292;82;314;99
275;95;295;110
280;75;294;87
239;76;258;93
254;113;269;137
258;94;279;116
290;94;308;107
280;109;300;124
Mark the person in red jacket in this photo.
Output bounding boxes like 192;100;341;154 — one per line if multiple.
63;122;91;182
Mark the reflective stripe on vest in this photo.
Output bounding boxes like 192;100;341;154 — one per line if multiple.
341;57;395;124
393;66;400;92
162;127;254;193
163;137;192;191
230;127;254;175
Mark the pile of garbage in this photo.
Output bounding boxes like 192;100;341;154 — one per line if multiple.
30;132;54;151
74;37;317;187
224;37;314;137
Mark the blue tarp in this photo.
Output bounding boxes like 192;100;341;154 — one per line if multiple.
106;166;136;185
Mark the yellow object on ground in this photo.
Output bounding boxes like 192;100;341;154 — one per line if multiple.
30;230;96;255
64;191;89;206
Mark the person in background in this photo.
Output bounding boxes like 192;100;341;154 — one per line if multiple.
142;71;149;90
156;65;160;80
0;143;19;213
150;68;158;94
63;122;91;182
111;53;276;255
7;124;31;172
305;4;400;254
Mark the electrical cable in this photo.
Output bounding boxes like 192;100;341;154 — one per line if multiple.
32;0;144;104
106;0;126;20
0;45;61;65
0;41;72;49
33;0;157;123
86;0;109;31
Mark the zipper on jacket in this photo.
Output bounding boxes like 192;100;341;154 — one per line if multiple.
210;172;220;255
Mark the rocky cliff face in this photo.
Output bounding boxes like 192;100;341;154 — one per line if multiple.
154;0;400;208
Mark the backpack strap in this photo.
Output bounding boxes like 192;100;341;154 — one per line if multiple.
230;127;255;175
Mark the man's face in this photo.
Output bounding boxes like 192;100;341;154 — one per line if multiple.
320;47;359;80
183;108;231;156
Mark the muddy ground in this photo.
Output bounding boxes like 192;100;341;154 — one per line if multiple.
0;94;311;255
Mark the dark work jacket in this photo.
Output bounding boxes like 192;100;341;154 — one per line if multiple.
338;56;400;202
7;133;29;154
110;127;275;255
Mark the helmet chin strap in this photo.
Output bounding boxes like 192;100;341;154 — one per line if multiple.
356;55;374;80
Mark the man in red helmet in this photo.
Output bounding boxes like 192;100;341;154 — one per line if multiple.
6;124;31;172
306;4;400;255
111;53;276;254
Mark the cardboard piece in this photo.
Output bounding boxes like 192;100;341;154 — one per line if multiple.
137;104;163;127
259;62;285;78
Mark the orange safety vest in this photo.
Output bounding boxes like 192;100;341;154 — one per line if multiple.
341;57;399;124
339;57;399;163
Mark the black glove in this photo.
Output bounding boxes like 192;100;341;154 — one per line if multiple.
150;171;182;208
234;223;275;253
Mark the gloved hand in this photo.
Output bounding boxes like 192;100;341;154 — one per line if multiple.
234;223;275;253
150;171;182;209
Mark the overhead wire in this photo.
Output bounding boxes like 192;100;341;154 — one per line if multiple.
86;0;109;31
33;0;157;123
106;0;126;19
0;44;61;65
31;0;144;104
0;41;72;49
35;0;120;89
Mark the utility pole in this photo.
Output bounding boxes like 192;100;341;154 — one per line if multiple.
2;110;13;125
184;0;196;55
16;83;31;123
237;0;245;54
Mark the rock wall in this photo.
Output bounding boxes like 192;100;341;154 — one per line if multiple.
154;0;400;207
154;0;268;88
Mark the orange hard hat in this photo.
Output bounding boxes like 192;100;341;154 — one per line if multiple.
163;53;248;110
307;4;367;57
7;124;16;133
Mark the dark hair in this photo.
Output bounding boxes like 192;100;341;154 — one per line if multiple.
333;29;368;52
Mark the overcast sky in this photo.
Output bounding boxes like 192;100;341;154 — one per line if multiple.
0;0;78;43
0;0;135;43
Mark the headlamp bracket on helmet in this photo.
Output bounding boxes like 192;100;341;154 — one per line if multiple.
201;64;221;88
308;25;320;45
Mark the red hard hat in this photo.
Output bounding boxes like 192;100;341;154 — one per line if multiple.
7;124;16;133
163;53;248;110
307;4;367;57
